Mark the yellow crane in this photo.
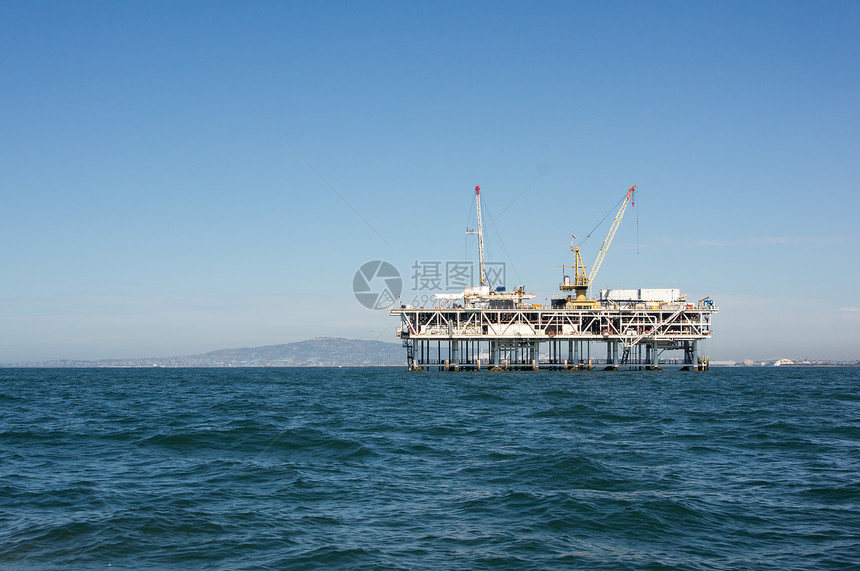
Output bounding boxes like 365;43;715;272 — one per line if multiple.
559;185;636;308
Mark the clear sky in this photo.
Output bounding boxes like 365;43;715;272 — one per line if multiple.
2;0;858;363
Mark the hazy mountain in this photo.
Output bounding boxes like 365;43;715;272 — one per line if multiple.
4;338;405;368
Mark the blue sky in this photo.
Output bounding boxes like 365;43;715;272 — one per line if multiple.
1;0;858;362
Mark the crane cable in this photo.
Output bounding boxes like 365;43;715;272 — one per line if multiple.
464;195;476;260
463;191;522;287
579;192;627;247
480;196;523;287
579;187;638;271
635;189;640;255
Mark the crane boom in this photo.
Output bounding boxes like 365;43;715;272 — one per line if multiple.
474;185;487;286
588;185;636;284
558;185;637;309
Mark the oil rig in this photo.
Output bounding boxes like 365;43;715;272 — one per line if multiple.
390;185;717;371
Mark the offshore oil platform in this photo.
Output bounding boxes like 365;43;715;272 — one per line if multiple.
390;186;718;371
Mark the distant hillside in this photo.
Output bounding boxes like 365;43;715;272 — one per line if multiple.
199;338;403;367
4;338;405;368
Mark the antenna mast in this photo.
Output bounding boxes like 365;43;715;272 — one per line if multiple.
475;185;487;286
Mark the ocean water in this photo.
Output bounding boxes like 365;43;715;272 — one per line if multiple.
1;367;857;570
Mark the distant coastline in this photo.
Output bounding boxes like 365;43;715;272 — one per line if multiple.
1;338;403;368
713;359;860;368
2;338;857;368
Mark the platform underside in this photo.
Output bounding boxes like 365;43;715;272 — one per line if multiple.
391;306;717;371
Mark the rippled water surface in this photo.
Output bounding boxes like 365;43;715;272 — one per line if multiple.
1;367;858;569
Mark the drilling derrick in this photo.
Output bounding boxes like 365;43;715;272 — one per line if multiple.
474;185;487;287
